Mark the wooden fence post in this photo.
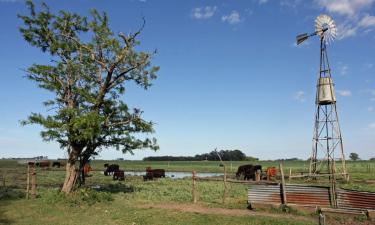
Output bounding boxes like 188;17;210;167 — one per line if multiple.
279;163;287;205
31;167;36;199
26;165;30;199
223;165;228;203
255;169;261;182
192;171;197;203
289;168;292;182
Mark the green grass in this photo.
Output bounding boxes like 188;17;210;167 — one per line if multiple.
1;159;374;224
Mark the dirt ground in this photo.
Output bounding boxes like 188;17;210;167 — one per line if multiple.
137;203;375;225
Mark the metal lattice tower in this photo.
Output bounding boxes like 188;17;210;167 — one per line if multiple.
296;15;349;182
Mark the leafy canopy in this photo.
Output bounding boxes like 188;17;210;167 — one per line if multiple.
19;1;159;160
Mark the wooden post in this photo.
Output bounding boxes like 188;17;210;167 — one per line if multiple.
31;167;36;199
279;163;287;205
255;169;261;182
223;165;228;203
26;165;30;199
192;171;197;203
289;168;292;182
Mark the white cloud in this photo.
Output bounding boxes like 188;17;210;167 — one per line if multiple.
315;0;375;17
280;0;303;9
368;106;374;112
294;91;306;102
258;0;269;4
359;14;375;27
369;122;375;128
337;23;358;39
337;90;352;96
338;64;349;75
222;11;242;25
192;6;217;20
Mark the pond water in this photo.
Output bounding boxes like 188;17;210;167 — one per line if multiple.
125;171;223;179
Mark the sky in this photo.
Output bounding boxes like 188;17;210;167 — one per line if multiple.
0;0;374;160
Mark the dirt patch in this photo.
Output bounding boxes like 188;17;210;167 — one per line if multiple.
136;203;314;222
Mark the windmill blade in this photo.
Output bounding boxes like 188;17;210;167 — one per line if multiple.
296;33;309;45
315;14;337;45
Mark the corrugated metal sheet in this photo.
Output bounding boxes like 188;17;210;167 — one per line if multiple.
248;184;281;205
337;189;375;210
285;184;331;207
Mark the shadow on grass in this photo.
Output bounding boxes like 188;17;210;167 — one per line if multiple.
92;183;136;193
0;187;25;200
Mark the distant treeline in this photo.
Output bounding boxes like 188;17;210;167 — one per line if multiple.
143;150;259;161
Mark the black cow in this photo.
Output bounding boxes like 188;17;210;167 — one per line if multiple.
236;164;262;180
243;165;262;180
52;161;61;168
104;164;119;176
236;164;253;179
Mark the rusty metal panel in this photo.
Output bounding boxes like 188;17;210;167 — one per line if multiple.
337;189;375;210
285;184;331;207
248;184;281;205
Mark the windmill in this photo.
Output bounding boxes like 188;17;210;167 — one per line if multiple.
296;15;349;186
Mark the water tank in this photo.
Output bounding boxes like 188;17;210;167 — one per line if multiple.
317;77;336;105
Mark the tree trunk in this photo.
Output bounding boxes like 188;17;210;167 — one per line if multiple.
61;161;78;193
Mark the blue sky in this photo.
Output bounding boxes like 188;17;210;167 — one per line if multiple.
0;0;374;160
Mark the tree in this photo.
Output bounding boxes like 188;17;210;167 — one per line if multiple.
19;1;159;193
349;152;359;161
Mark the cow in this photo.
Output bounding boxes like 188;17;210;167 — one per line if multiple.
266;167;277;180
236;164;253;179
104;164;119;176
143;167;166;181
52;161;61;168
113;170;125;181
236;164;262;180
35;160;50;169
83;163;92;177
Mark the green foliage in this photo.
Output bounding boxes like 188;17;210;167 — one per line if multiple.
143;150;251;161
18;1;159;165
349;152;360;161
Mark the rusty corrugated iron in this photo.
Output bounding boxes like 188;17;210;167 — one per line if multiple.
337;189;375;210
248;184;281;205
285;184;331;207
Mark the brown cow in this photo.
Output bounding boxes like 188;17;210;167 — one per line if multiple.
144;167;165;180
113;170;125;181
35;160;50;168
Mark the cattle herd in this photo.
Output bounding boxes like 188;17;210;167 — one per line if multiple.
27;160;276;182
103;164;166;181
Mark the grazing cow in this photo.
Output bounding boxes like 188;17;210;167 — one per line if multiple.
83;163;92;177
144;167;166;181
243;165;262;180
236;164;262;180
113;170;125;181
104;163;109;168
35;160;50;168
266;167;277;180
104;164;119;176
236;164;253;179
52;161;61;168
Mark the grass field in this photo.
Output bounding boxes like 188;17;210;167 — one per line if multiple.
1;159;374;225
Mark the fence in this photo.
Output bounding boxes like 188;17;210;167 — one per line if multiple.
247;183;375;210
